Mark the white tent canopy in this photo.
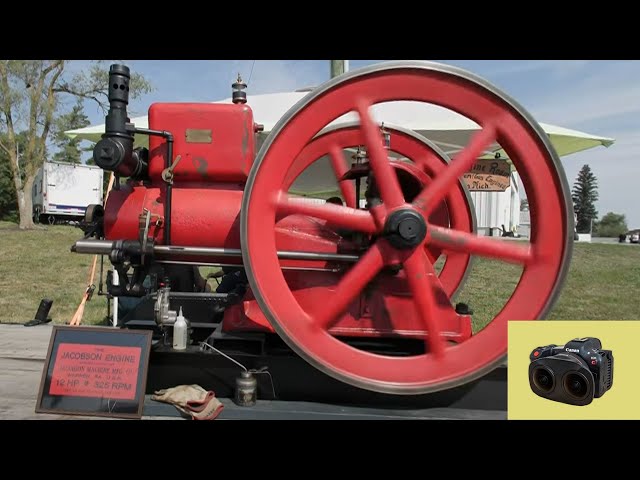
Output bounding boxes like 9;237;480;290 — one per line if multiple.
66;90;615;193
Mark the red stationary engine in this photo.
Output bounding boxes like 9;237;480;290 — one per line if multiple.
75;62;574;396
101;99;473;343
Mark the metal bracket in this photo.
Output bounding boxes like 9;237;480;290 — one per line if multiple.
161;154;182;185
138;208;162;265
141;209;152;265
86;284;96;301
155;286;175;326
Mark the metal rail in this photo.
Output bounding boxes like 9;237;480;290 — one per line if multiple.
72;239;361;263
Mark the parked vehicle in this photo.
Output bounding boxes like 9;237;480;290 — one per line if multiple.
32;161;104;225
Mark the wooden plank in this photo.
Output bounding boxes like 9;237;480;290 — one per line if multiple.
0;324;53;360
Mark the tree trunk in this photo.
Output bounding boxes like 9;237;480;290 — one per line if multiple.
16;174;36;229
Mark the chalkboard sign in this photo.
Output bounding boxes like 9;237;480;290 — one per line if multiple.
35;326;152;419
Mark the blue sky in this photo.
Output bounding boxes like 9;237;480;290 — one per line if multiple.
78;60;640;228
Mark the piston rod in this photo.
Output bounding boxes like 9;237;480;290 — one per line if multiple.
157;260;340;273
71;239;360;263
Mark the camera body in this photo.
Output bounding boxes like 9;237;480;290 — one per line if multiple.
528;337;614;406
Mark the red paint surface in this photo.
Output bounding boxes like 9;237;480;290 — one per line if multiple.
49;343;141;400
222;270;472;343
148;102;256;183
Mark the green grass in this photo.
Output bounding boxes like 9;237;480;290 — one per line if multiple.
454;243;640;331
1;221;639;327
0;222;109;325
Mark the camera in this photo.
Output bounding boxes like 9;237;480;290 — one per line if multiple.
529;337;613;406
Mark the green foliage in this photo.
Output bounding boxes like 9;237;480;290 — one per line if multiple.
593;212;628;238
0;60;153;228
0;131;29;221
571;164;599;234
0;154;17;221
51;101;91;164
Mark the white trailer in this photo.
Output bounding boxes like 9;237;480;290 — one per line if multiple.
32;161;104;224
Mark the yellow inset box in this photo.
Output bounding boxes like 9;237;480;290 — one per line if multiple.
508;320;640;420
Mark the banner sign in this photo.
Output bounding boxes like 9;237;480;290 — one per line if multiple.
463;159;511;192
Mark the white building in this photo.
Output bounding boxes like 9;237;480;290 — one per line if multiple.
470;171;521;237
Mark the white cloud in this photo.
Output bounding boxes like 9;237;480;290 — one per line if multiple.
487;60;591;78
502;61;640;227
244;60;325;95
534;84;640;128
528;61;640;128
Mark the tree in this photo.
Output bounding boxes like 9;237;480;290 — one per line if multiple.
51;100;91;164
0;60;152;229
0;131;28;222
571;164;599;234
0;148;15;220
593;212;628;238
0;137;17;221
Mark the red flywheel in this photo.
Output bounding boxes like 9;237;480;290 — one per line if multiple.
241;61;574;395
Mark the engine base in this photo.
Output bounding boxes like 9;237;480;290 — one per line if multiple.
143;328;507;410
118;292;506;410
119;294;503;409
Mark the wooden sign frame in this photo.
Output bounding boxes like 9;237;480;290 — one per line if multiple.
35;326;153;419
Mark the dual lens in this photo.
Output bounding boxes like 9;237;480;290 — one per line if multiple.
533;367;554;392
533;367;589;399
563;373;589;399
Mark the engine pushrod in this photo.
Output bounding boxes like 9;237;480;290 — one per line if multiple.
72;239;360;263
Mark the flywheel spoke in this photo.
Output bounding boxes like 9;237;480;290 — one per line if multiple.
276;192;378;234
403;249;446;358
412;125;497;216
312;242;387;329
429;225;535;265
355;100;405;209
328;144;357;208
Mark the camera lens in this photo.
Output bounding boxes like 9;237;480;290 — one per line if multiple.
564;372;589;399
532;367;554;393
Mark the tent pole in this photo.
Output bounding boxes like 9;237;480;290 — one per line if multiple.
330;60;349;78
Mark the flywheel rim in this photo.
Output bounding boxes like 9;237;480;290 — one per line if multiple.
240;61;574;395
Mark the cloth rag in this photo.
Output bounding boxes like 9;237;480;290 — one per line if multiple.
152;384;224;420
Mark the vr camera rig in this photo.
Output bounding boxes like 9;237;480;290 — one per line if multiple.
72;61;575;402
529;337;614;406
